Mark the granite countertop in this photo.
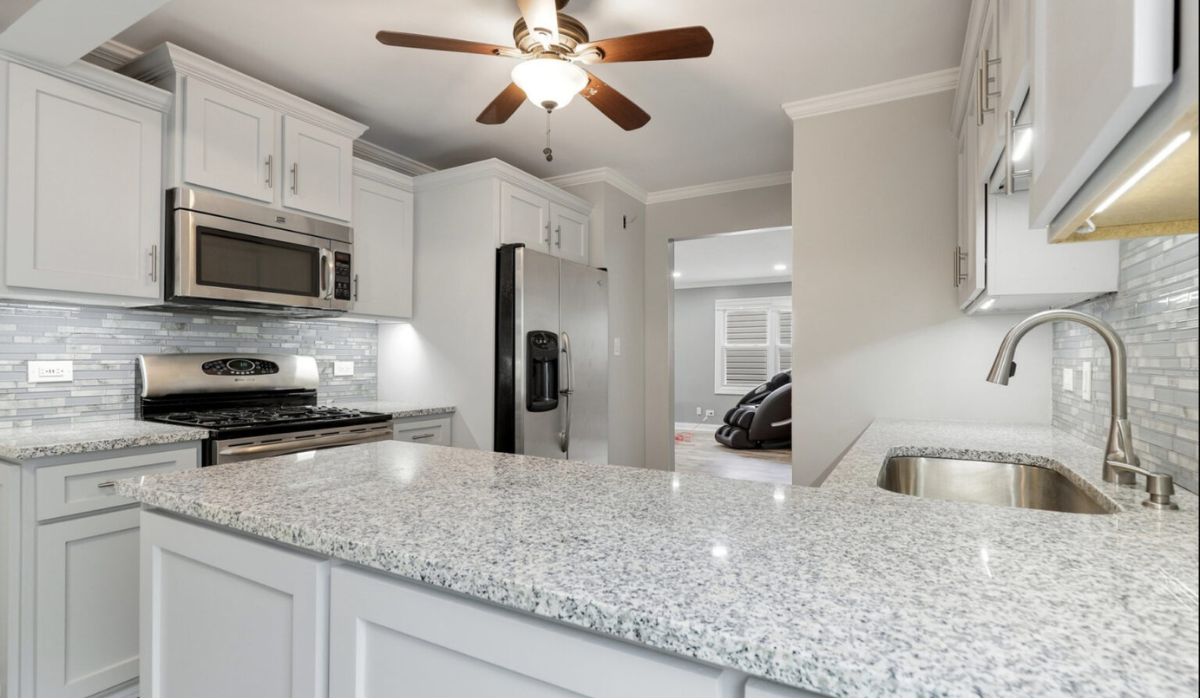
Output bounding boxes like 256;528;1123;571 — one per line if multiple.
325;399;456;419
117;419;1199;697
0;420;210;462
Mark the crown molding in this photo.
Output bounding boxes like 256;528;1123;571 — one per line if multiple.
82;39;142;71
414;158;593;212
352;157;414;191
545;167;648;203
782;67;959;121
119;42;367;138
673;275;791;290
0;48;172;112
353;140;436;176
645;172;792;205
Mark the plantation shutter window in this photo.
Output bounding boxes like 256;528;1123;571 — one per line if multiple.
715;296;792;394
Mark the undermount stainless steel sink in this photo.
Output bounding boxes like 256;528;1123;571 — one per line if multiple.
877;456;1114;515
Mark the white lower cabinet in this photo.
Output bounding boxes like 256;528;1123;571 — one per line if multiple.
392;415;452;447
139;510;329;698
328;565;729;698
35;509;140;697
0;441;200;697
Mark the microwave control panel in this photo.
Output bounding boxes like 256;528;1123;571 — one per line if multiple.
334;252;352;301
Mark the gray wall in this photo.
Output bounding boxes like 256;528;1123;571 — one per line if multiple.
0;301;376;428
790;90;1053;486
673;282;792;423
644;183;792;470
1053;234;1198;494
561;180;647;468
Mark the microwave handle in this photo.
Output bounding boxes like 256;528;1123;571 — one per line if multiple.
320;249;334;299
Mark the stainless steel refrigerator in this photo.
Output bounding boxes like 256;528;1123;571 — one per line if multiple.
495;244;608;463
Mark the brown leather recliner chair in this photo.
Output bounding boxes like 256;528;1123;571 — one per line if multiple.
714;371;791;450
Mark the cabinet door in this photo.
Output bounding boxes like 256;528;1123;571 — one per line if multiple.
330;566;726;697
957;108;985;309
182;77;276;203
352;175;414;318
549;203;589;264
35;508;140;697
1029;0;1174;226
140;511;328;697
4;64;162;301
499;181;550;251
282;115;353;221
997;0;1032;115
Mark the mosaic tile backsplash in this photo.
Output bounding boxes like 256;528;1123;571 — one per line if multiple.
0;302;377;428
1053;234;1198;494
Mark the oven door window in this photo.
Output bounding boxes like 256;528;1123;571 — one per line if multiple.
196;227;320;297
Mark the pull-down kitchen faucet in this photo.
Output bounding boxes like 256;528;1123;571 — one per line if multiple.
986;309;1177;509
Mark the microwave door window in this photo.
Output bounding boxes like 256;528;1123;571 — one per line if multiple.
196;228;320;297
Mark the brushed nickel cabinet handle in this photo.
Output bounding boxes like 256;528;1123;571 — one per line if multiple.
265;154;273;188
97;481;116;490
411;433;436;440
554;225;562;248
290;162;299;194
148;245;158;283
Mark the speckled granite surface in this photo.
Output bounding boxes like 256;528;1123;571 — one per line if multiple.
118;419;1199;697
0;420;208;462
326;399;455;419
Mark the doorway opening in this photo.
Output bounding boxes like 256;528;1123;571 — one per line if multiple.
670;227;793;484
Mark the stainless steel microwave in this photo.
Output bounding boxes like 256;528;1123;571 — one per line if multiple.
164;187;353;316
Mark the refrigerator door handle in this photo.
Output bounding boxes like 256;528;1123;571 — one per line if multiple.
558;331;574;454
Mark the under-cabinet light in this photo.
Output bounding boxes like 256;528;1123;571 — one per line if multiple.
773;263;788;272
1011;127;1033;163
980;298;996;311
1093;131;1192;216
672;271;682;278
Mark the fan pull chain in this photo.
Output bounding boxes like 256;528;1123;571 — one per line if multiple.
543;109;553;162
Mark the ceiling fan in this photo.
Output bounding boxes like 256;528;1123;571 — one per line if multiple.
376;0;714;131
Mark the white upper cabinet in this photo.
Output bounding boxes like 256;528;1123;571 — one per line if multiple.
182;77;276;203
282;115;354;221
549;202;589;265
121;43;366;223
500;181;551;251
498;178;590;263
1029;0;1174;227
2;59;168;304
351;160;414;319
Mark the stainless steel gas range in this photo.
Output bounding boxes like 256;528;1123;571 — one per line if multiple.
137;353;392;465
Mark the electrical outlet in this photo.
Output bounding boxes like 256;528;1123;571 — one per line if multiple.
695;406;702;416
27;360;73;383
705;409;715;418
613;337;622;357
1081;361;1092;402
1062;367;1074;391
333;361;354;377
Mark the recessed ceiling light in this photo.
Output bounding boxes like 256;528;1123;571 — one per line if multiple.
773;263;787;272
672;271;682;278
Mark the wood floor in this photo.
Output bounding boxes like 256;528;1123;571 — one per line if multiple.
673;424;792;485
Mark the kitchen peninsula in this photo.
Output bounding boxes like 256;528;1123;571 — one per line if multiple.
118;421;1199;698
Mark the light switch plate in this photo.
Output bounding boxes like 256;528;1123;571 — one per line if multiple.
28;360;73;383
1062;367;1074;391
613;337;622;357
1081;361;1092;402
333;361;354;377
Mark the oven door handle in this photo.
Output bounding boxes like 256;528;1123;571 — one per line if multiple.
217;427;392;460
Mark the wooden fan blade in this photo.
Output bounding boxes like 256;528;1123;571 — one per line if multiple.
517;0;559;45
477;83;527;125
586;26;714;63
579;72;650;131
376;31;514;57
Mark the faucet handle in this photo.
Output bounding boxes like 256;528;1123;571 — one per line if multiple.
1105;460;1180;510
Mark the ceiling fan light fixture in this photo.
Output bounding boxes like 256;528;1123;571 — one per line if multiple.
511;58;588;111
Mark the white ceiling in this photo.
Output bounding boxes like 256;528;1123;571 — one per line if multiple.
673;228;792;288
102;0;970;191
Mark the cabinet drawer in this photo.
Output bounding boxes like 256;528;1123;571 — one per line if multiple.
392;416;451;447
35;445;199;521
